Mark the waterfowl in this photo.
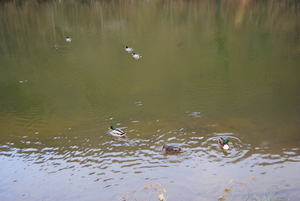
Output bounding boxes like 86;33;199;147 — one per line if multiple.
66;37;72;43
162;145;183;154
218;137;230;149
107;126;126;138
53;44;59;49
125;46;134;53
132;52;142;59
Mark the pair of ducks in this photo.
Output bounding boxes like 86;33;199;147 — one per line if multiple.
108;126;231;154
53;37;72;49
162;138;230;154
125;46;142;59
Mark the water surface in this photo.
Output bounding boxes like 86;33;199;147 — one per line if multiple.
0;0;299;200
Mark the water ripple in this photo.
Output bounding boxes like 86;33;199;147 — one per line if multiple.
1;125;300;181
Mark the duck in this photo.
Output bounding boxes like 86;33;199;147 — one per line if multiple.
125;46;134;53
132;52;142;59
107;126;126;138
53;44;59;49
218;137;230;149
162;145;183;154
66;37;72;43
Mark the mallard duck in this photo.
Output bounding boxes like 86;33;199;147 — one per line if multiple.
53;44;59;49
66;37;72;43
132;52;142;59
125;46;134;53
107;126;126;138
162;145;183;154
218;137;230;149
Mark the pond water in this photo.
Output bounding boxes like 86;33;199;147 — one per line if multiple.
0;0;299;200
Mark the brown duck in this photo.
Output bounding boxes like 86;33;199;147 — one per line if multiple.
162;145;183;154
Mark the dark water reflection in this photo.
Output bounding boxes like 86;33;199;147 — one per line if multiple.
1;0;300;200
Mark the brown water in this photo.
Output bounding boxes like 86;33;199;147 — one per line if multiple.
0;0;299;200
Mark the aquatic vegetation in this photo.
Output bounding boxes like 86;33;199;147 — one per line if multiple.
218;177;286;201
117;183;167;201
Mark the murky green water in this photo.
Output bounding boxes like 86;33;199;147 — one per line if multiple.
0;0;299;200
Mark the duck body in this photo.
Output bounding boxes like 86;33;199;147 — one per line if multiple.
66;37;72;43
218;137;230;149
132;52;142;59
125;46;134;53
162;145;183;154
107;126;126;138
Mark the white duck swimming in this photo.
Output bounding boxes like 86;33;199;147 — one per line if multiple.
107;126;126;138
125;46;134;53
66;37;72;43
132;52;142;59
